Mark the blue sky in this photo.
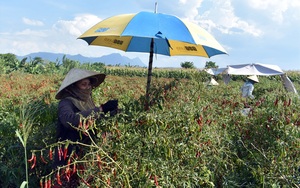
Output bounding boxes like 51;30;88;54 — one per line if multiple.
1;0;299;70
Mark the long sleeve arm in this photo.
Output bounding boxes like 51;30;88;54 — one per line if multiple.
58;99;101;130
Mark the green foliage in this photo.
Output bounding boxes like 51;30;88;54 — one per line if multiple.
0;96;57;187
181;61;195;69
205;61;218;69
61;55;80;72
0;53;22;73
0;53;195;80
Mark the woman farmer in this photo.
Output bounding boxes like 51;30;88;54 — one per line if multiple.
53;68;118;187
241;75;259;99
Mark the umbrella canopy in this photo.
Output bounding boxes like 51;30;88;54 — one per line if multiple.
225;63;284;75
206;63;284;76
205;63;298;94
205;67;227;75
79;11;227;57
78;11;227;108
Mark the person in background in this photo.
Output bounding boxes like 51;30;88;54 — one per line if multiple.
53;68;118;187
241;75;259;99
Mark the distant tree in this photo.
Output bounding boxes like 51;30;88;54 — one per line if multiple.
24;57;45;74
82;62;105;72
205;61;218;69
62;55;80;71
0;53;22;73
20;57;27;67
181;61;195;69
0;53;18;63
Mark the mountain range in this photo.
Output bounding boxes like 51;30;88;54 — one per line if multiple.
17;52;146;67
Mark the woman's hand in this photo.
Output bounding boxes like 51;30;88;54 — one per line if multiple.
101;100;118;113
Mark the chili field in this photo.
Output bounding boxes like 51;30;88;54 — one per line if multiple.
0;68;300;187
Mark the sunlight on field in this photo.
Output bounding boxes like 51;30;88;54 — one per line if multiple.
1;67;300;187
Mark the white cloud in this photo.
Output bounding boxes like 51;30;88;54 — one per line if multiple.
144;0;203;20
53;14;101;37
0;15;104;56
150;0;262;37
16;29;47;37
22;17;44;26
248;0;300;23
11;41;42;55
194;0;262;37
176;0;203;20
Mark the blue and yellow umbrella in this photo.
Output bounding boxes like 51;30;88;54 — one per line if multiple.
78;11;227;108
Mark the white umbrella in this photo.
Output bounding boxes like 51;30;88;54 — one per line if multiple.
205;63;284;76
205;63;298;94
225;63;284;75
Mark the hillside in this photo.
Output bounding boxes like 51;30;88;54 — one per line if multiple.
17;52;146;67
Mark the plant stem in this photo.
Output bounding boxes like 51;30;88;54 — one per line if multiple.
24;144;29;188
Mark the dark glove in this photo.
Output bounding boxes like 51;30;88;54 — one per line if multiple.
102;100;118;113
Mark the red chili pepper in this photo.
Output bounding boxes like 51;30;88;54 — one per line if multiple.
49;148;53;160
28;152;35;162
58;146;63;161
97;155;102;170
107;178;110;186
255;101;260;106
58;148;61;161
63;146;68;160
56;171;62;185
40;152;48;164
73;152;79;160
149;174;153;180
82;178;91;187
113;153;117;161
85;119;93;129
208;119;212;125
40;179;43;188
288;98;291;106
274;98;279;106
196;118;202;126
65;172;70;182
72;163;77;175
44;178;48;188
116;129;121;138
78;164;85;176
65;159;71;182
84;122;89;130
47;177;51;188
113;169;117;177
154;175;159;186
30;155;37;169
82;131;88;136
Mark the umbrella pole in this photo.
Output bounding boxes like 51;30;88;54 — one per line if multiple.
145;38;154;110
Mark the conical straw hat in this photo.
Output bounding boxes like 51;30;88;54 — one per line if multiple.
207;78;219;85
55;68;106;99
247;75;259;83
